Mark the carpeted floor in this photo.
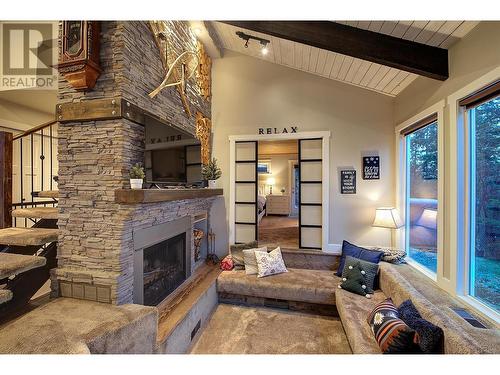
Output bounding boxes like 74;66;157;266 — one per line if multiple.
259;215;299;249
190;304;352;354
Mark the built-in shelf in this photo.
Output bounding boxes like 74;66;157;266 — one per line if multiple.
114;188;223;204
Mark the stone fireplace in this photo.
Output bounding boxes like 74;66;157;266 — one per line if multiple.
52;21;216;305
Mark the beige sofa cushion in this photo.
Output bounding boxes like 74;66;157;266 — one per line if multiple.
217;268;340;305
335;289;385;354
379;262;498;354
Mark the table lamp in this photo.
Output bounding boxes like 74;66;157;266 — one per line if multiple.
372;207;404;248
416;208;437;229
267;176;275;195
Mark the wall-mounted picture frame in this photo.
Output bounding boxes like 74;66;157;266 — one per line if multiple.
341;170;356;194
257;160;271;174
362;156;380;180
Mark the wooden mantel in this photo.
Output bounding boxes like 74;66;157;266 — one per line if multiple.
115;188;223;204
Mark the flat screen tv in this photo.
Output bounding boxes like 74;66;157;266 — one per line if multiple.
144;118;202;186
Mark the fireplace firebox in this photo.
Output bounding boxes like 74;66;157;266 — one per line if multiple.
143;233;186;306
133;216;192;305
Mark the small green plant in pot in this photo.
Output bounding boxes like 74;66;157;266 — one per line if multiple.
202;158;222;188
129;163;145;190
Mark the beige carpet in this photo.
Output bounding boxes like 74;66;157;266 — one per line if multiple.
259;216;299;249
190;304;352;354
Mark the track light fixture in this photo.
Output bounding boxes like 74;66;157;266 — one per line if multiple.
236;31;270;55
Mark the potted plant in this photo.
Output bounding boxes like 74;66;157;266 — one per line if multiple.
129;163;145;190
202;157;222;188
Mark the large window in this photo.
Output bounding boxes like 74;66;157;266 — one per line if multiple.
466;91;499;312
404;118;438;273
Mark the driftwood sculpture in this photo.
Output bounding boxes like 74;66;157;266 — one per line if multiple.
148;21;199;117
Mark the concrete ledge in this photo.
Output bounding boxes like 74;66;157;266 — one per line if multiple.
0;298;158;354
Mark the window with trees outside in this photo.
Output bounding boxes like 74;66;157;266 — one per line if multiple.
466;91;499;312
404;119;438;273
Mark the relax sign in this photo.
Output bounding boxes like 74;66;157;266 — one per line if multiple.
258;126;298;134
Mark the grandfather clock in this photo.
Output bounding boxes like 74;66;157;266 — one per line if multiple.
58;21;101;91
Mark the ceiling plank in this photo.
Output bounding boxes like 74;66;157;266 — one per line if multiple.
222;21;449;80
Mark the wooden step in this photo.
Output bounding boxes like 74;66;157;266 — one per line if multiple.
0;228;58;247
37;190;58;199
12;207;58;220
0;289;13;305
0;253;47;279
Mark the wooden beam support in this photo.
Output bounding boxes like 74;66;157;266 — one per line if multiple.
222;21;449;81
0;131;13;229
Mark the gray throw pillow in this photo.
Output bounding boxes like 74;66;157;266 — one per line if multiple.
230;241;258;267
372;246;407;264
341;256;379;292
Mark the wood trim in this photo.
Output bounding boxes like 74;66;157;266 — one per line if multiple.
0;132;13;228
222;21;449;81
400;113;438;136
458;79;500;109
114;188;223;204
12;120;57;141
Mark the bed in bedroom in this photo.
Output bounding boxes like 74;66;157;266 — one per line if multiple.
257;195;266;223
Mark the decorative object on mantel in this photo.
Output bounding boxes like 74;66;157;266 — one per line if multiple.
196;40;211;100
363;156;380;180
206;229;219;265
129;163;145;190
340;170;356;194
193;228;204;262
148;21;199;117
201;158;222;188
57;21;101;91
195;112;212;165
372;207;404;249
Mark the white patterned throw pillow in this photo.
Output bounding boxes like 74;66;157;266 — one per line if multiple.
255;247;288;278
242;247;268;275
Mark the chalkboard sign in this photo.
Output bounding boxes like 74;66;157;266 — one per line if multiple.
363;156;380;180
341;170;356;194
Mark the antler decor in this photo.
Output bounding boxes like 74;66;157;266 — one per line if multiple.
148;21;199;117
195;112;212;165
196;41;212;101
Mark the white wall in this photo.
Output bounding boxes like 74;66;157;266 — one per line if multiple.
258;153;297;195
212;50;395;248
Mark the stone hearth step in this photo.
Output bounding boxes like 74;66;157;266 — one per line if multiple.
12;207;58;220
0;252;47;279
0;289;13;305
36;190;58;199
0;228;58;247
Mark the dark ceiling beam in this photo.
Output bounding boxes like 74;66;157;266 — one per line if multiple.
222;21;449;81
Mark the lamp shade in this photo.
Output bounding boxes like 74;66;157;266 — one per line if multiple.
416;208;437;229
372;207;404;229
266;177;275;186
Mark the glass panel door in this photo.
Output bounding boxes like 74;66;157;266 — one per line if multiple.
298;138;322;249
468;95;500;312
234;141;258;243
405;121;438;273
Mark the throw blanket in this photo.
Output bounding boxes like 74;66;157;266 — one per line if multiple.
220;255;234;271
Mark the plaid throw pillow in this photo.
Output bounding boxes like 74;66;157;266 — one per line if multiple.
367;298;420;354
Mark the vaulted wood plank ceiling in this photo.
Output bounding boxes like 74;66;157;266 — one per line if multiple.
211;21;480;97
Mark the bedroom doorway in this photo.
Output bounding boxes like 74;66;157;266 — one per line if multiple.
230;131;330;251
257;140;299;249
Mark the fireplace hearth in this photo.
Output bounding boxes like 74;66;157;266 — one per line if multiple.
143;232;186;306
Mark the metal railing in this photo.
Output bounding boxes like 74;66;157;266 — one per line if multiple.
11;120;59;228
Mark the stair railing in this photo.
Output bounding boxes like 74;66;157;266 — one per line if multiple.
11;120;58;228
